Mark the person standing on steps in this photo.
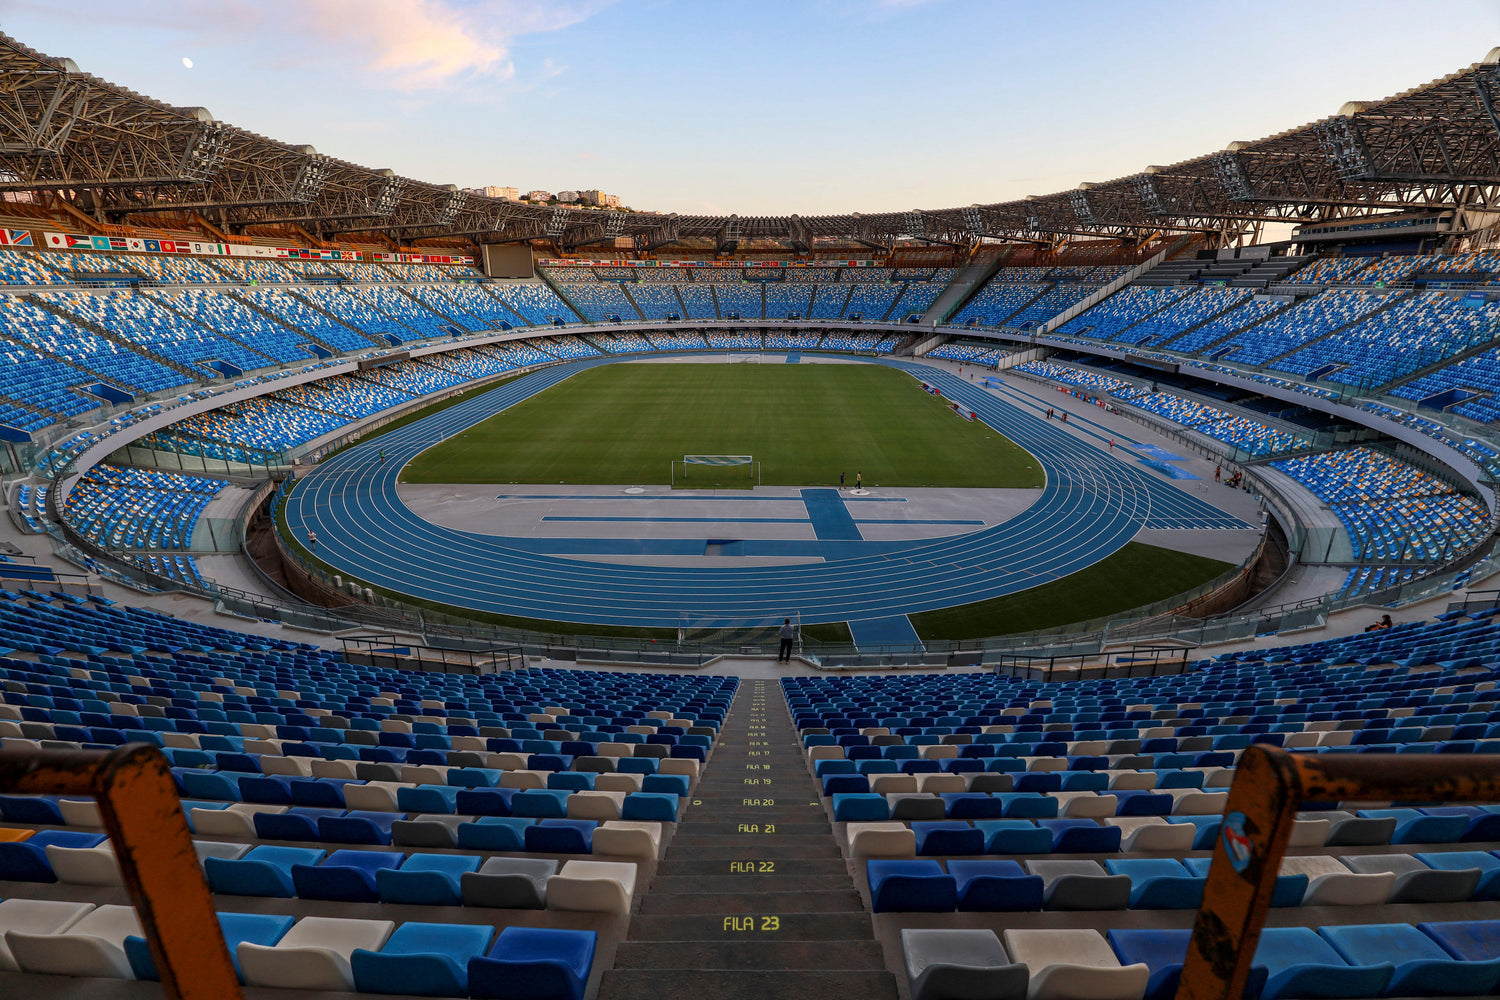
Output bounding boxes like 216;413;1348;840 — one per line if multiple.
777;618;797;662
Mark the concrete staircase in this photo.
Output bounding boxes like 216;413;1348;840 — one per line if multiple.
599;676;897;1000
920;255;1003;326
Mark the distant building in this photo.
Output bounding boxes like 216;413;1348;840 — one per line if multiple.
581;190;622;209
556;190;581;204
523;190;552;202
462;185;518;200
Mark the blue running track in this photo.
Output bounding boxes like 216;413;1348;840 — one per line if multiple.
283;356;1248;629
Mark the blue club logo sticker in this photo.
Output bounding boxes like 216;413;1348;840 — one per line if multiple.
1221;811;1254;872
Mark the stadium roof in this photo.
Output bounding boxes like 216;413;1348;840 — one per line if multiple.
3;32;1500;252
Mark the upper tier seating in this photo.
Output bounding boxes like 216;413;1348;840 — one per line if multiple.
1;296;191;403
1108;288;1252;348
843;283;903;321
41;291;274;377
764;283;815;319
674;283;717;319
142;289;316;364
552;282;640;322
1058;287;1191;341
1220;290;1389;366
953;282;1044;328
349;286;463;340
713;283;762;319
492;284;576;325
234;289;379;354
628;283;685;320
1274;292;1500;389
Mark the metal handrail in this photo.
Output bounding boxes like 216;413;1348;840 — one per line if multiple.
0;746;240;1000
1181;747;1500;1000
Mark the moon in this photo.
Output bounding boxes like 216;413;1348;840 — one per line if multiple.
181;57;193;69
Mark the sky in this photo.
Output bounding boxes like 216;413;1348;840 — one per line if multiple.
2;0;1499;218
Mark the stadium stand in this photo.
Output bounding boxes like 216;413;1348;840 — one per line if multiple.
951;281;1043;328
233;288;380;354
1057;287;1191;341
39;291;274;377
1218;290;1390;367
62;464;225;553
764;283;815;319
491;283;577;325
807;283;851;319
712;283;762;319
1269;447;1489;561
550;281;641;323
142;289;318;365
627;283;685;321
923;343;1010;364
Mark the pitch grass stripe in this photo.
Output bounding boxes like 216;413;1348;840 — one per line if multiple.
401;364;1041;489
286;355;1245;627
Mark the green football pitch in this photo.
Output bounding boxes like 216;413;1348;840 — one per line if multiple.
400;362;1044;488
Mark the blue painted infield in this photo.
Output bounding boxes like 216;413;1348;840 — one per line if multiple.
1136;444;1188;462
538;515;983;526
1138;458;1201;480
848;615;922;646
801;488;863;541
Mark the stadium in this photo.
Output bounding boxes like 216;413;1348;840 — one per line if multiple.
5;8;1500;999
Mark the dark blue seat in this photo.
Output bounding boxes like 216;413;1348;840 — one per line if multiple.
867;859;957;912
1253;926;1392;1000
823;773;870;795
205;845;326;897
468;926;597;1000
832;794;889;822
512;789;572;818
1107;858;1205;909
525;819;597;854
973;820;1052;854
320;810;399;845
456;817;537;851
1108;928;1267;1000
947;859;1043;912
291;848;404;901
253;806;343;841
941;793;1005;819
376;853;482;906
455;787;518;816
126;911;295;983
1040;818;1120;853
912;821;984;855
1322;922;1500;997
0;829;106;882
352;921;493;997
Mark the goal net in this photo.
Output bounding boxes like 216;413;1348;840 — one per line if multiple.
670;454;760;489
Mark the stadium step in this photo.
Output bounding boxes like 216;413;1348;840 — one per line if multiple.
599;677;898;1000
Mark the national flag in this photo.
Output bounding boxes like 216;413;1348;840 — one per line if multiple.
143;239;160;253
6;230;31;246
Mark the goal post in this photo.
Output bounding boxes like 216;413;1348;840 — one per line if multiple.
670;454;761;488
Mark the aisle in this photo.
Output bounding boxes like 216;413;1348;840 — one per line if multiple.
599;677;897;999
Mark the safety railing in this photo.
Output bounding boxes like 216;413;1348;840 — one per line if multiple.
0;745;240;1000
1182;747;1500;999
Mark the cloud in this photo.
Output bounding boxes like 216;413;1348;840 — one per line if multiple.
6;0;610;91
